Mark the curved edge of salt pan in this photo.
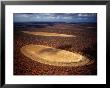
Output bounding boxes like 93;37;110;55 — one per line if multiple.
21;44;94;67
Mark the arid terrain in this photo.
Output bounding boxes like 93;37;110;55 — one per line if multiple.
14;23;97;75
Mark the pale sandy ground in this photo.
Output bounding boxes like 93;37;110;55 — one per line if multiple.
21;44;94;67
22;31;76;37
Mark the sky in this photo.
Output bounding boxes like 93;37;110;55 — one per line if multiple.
14;13;97;23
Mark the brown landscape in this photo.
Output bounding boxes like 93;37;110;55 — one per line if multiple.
14;23;97;75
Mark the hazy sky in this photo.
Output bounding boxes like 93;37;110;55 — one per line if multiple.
14;13;97;23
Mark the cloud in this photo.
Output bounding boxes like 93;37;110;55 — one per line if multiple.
14;13;97;22
63;17;72;19
78;13;88;17
14;14;29;17
77;13;97;17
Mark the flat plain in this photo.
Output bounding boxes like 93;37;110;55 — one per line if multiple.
14;23;97;75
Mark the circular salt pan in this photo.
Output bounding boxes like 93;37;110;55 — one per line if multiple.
21;44;94;66
22;31;75;37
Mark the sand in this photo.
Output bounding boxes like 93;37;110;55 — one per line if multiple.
21;44;94;66
22;31;76;37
